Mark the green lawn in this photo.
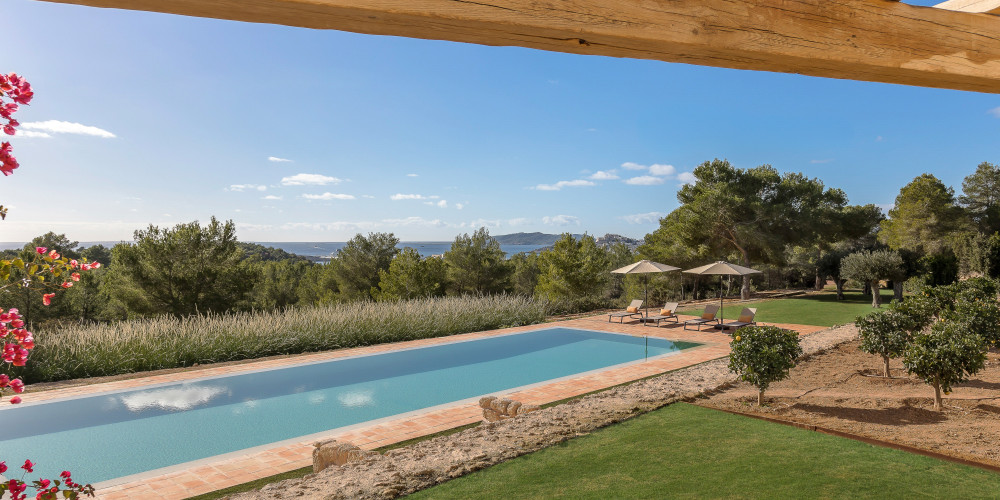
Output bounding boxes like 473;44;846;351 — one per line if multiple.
677;289;893;327
411;403;1000;499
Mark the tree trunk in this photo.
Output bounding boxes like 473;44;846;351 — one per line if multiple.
893;281;903;302
739;251;751;300
871;281;881;308
834;279;845;300
758;388;765;406
814;246;824;290
933;377;943;411
882;355;891;378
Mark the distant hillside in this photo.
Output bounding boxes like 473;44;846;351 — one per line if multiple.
523;233;643;253
493;232;582;245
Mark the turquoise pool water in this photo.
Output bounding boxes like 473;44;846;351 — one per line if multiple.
0;328;698;484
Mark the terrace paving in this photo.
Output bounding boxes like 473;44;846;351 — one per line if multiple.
22;313;823;500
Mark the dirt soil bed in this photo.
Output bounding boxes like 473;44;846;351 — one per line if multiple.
697;340;1000;467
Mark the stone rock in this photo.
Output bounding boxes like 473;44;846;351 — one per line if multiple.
313;439;377;473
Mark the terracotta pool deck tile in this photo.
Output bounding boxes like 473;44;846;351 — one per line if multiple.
73;314;830;499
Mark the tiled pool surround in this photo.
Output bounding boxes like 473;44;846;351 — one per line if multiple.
12;314;825;499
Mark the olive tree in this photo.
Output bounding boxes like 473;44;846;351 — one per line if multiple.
903;321;986;411
840;249;904;308
728;325;803;406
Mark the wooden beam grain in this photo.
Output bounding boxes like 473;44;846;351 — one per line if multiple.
35;0;1000;94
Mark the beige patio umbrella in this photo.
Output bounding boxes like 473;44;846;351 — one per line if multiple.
611;260;680;321
682;261;761;324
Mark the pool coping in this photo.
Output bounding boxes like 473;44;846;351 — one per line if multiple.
12;314;825;499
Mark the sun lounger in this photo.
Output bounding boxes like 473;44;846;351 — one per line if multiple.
608;299;644;323
683;304;720;331
719;307;757;332
644;302;679;327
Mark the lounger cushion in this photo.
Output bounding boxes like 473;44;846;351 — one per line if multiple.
660;309;674;316
738;313;754;323
701;312;714;320
627;306;639;313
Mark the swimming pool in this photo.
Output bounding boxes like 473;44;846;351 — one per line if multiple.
0;327;698;484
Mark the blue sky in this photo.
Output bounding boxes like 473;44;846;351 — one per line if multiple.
2;0;998;242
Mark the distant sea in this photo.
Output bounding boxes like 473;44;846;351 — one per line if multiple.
0;241;548;259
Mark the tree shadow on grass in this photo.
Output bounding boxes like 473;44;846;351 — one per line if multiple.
792;402;947;426
954;379;1000;391
788;289;894;306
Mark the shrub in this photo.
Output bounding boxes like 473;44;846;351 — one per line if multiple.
728;325;803;405
17;295;546;383
903;321;987;411
856;310;913;377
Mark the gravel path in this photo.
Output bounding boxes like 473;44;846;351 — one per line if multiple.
228;325;858;500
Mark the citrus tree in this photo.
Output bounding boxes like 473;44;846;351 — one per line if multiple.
855;309;914;378
903;321;986;411
728;325;803;405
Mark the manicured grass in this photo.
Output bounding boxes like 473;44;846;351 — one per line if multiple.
411;403;1000;499
678;289;893;327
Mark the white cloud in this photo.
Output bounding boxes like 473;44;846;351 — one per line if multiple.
237;222;275;231
406;173;419;177
437;200;448;208
362;195;376;199
648;164;676;176
268;156;293;163
534;179;596;191
622;211;665;224
624;175;665;186
391;193;439;200
989;107;1000;118
543;214;581;226
281;173;342;186
677;172;697;185
469;218;502;229
20;120;116;138
229;184;267;192
589;170;619;181
382;216;446;227
455;203;464;210
281;221;376;232
262;195;282;200
16;130;51;138
621;162;646;170
302;192;355;200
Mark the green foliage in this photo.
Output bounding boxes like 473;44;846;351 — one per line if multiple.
238;242;312;263
376;248;447;301
880;174;970;255
443;227;511;295
919;250;959;287
332;232;399;300
728;325;803;404
508;252;540;296
955;232;1000;279
102;217;260;318
251;260;315;309
890;294;937;332
535;234;610;302
855;309;914;376
15;295;546;383
959;161;1000;234
839;249;904;307
903;321;986;410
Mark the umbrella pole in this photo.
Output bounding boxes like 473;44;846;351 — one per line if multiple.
719;275;724;329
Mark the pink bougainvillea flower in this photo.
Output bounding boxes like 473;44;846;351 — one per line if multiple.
71;272;81;281
21;460;33;473
92;262;101;269
69;259;78;268
47;249;60;260
0;461;6;474
10;318;23;328
0;374;9;387
42;293;55;306
60;282;72;289
10;378;24;393
35;246;46;255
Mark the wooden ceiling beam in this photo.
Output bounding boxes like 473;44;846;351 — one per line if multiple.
36;0;1000;94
